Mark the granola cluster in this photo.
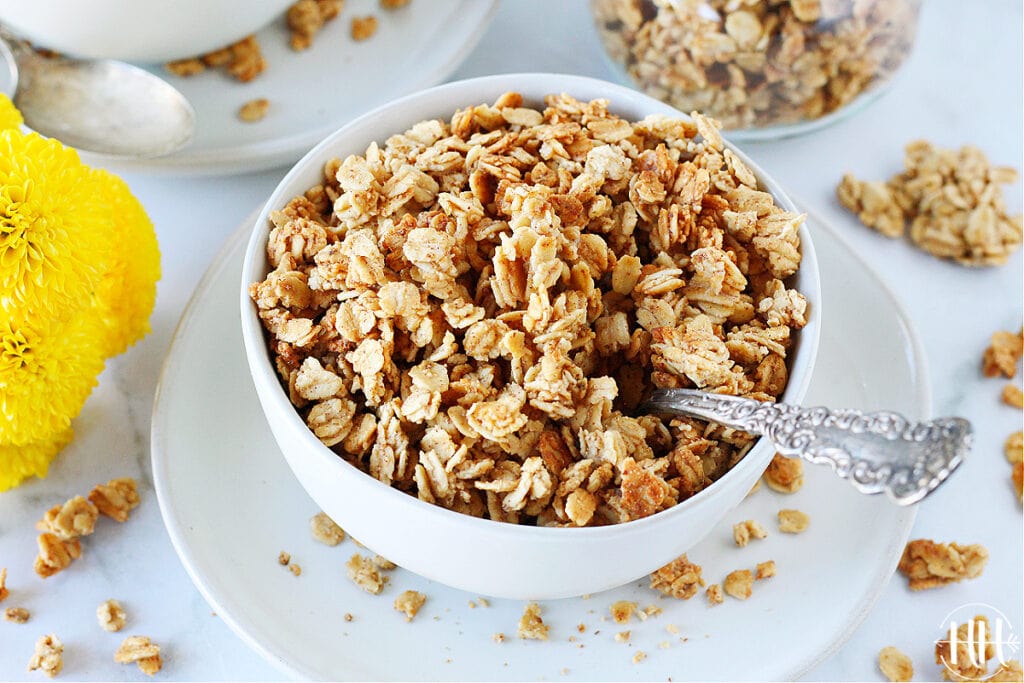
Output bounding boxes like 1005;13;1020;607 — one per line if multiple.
878;646;913;683
591;0;918;131
934;616;1023;682
897;539;988;591
250;92;808;527
838;142;1023;266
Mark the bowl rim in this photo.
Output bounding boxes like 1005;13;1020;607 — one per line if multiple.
239;71;822;540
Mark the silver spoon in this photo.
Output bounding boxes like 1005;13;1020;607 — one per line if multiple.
640;388;971;505
0;32;195;158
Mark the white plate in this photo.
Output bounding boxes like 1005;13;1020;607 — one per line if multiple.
152;206;924;681
85;0;496;175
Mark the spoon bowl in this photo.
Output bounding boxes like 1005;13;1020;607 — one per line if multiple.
1;36;195;158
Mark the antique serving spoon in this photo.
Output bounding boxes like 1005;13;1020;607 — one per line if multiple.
0;32;194;158
640;388;971;505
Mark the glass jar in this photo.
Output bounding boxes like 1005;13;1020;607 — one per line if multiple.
591;0;921;139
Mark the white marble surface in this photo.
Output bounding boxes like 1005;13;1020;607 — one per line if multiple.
1;0;1020;680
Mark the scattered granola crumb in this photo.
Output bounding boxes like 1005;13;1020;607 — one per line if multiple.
27;634;63;678
310;511;346;546
114;635;162;676
705;584;724;605
577;623;586;633
164;58;205;77
33;533;82;578
755;560;776;580
468;600;476;609
642;604;662;619
650;554;705;599
394;590;427;622
1002;384;1024;408
983;329;1024;378
344;613;354;622
518;602;549;640
777;509;810;534
4;606;30;623
1006;432;1024;463
610;600;637;624
372;555;397;570
878;646;913;682
166;35;266;83
97;600;127;632
477;598;490;608
278;551;291;565
723;569;753;600
615;630;631;643
88;478;140;523
492;632;505;643
658;640;671;650
666;624;679;635
36;496;99;539
351;16;378;41
289;563;302;577
345;554;388;594
838;143;1022;266
0;567;7;602
733;519;768;547
287;0;343;51
898;539;988;590
238;98;270;123
380;0;409;8
762;454;804;493
1013;462;1023;503
632;650;647;664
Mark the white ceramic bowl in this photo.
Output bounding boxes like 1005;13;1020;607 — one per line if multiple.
240;73;821;600
0;0;293;63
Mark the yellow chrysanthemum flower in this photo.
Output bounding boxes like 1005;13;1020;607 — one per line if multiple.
0;308;106;446
0;427;72;492
91;169;161;357
0;128;114;319
0;93;22;130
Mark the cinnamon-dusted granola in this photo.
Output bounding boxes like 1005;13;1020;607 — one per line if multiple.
309;511;346;545
878;646;913;683
649;553;705;599
983;329;1024;378
723;568;753;600
839;142;1023;266
114;635;162;676
36;496;99;540
733;519;767;547
249;92;809;529
393;590;426;621
88;478;140;523
897;539;988;591
33;533;82;578
97;600;127;632
518;602;549;640
287;0;343;51
591;0;918;131
777;508;809;534
762;454;803;493
27;634;63;678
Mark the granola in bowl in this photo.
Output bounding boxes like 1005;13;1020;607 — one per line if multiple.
248;90;810;528
239;74;819;599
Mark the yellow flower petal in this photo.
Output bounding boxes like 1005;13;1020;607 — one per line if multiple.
0;93;22;131
90;170;161;357
0;427;72;492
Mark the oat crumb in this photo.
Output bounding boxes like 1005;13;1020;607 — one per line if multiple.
984;328;1024;377
763;455;804;493
344;613;354;622
733;519;768;547
477;597;490;607
4;606;29;623
238;98;270;123
705;584;724;605
278;551;291;565
755;560;776;580
658;640;671;650
88;478;140;523
878;646;913;682
97;600;127;632
632;650;647;664
518;602;549;640
289;563;302;576
777;509;810;533
723;569;753;600
345;554;388;594
666;624;679;635
615;630;631;643
380;0;410;7
1003;384;1024;408
309;511;346;545
394;590;427;621
610;600;637;624
27;634;63;678
492;632;505;643
577;623;586;633
114;635;162;676
650;554;705;599
0;567;7;602
351;16;378;41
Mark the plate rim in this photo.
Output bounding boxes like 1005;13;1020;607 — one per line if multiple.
151;200;924;681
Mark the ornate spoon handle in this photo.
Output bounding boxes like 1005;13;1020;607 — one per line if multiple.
640;388;971;505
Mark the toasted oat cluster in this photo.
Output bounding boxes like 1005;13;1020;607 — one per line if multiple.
166;35;266;82
723;568;753;599
878;646;913;683
732;519;766;546
88;478;140;523
309;511;346;545
982;329;1023;378
649;553;705;599
287;0;343;51
345;553;390;594
518;602;549;640
97;600;127;633
393;590;426;621
838;142;1023;266
5;606;30;623
897;539;988;591
591;0;918;131
777;508;808;533
250;92;808;527
239;98;271;123
762;453;803;493
27;634;64;678
114;635;162;676
37;496;99;540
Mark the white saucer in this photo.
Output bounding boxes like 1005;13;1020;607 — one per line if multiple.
86;0;496;175
152;206;924;680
